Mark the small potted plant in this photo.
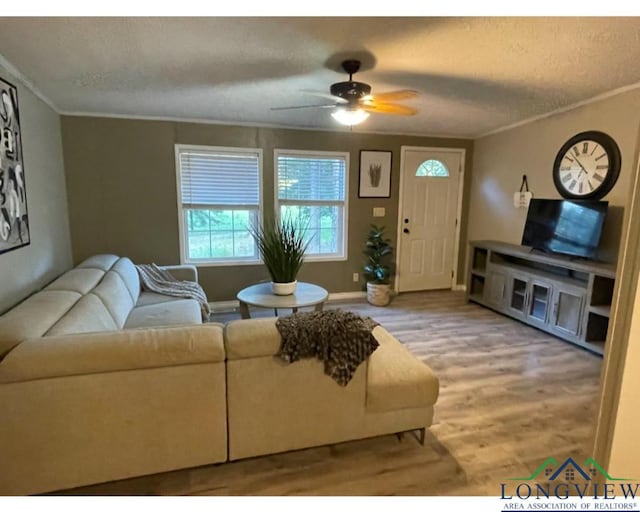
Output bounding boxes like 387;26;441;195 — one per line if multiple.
251;217;311;295
363;224;394;306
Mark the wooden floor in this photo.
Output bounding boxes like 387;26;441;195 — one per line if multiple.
58;291;603;496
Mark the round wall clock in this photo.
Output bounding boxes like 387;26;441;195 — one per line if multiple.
552;130;621;200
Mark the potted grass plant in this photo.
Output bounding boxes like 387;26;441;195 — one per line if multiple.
363;224;394;306
251;217;311;295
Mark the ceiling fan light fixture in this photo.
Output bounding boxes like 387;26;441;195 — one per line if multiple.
331;107;370;126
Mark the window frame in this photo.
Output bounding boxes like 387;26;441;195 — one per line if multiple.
175;144;264;267
274;148;349;262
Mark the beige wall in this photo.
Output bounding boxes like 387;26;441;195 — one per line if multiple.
0;65;72;314
468;88;640;267
607;276;640;477
61;116;473;301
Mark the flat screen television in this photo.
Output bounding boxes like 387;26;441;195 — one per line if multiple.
521;199;608;259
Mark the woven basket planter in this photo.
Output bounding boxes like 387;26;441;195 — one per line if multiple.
366;282;391;306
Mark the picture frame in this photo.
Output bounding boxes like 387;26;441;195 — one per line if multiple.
0;76;30;255
359;150;392;198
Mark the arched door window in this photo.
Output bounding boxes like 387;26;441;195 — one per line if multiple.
416;159;449;177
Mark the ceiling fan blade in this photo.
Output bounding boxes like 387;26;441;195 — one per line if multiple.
271;104;338;111
362;102;417;116
367;89;418;102
301;90;349;104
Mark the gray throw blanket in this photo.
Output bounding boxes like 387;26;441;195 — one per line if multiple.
275;309;379;386
135;263;211;321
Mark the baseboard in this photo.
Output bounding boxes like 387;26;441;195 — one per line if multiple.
209;300;239;313
328;291;366;301
209;291;366;313
453;284;467;292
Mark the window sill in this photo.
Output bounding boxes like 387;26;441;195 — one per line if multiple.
304;255;348;263
183;259;263;268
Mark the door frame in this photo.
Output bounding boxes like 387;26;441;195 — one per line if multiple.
394;145;466;293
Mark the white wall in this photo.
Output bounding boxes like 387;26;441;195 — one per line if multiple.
468;88;640;264
0;63;72;313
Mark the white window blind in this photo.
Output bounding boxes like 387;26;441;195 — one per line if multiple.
179;150;260;207
275;150;348;260
277;155;346;202
176;145;262;265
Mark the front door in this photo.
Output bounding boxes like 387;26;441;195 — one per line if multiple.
398;148;462;292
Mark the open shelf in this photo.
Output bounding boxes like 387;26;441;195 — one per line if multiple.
589;304;611;318
471;247;488;274
469;273;485;298
585;312;609;344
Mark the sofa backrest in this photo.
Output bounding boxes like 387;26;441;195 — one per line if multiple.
0;255;141;358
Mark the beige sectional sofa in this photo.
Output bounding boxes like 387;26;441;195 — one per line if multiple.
0;254;439;495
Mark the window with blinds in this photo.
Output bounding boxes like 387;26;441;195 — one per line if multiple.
275;150;349;260
176;145;262;264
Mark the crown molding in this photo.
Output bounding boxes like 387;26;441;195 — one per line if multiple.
0;52;60;113
475;80;640;139
59;109;474;140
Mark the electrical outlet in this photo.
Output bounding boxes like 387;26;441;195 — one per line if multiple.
353;272;359;282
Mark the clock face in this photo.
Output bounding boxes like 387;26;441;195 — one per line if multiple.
557;140;609;196
552;131;621;200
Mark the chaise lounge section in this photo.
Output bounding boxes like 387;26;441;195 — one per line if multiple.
0;254;439;495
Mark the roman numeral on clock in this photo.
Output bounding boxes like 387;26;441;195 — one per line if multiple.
561;173;572;183
573;147;580;156
579;182;583;194
588;180;594;191
583;142;588;154
596;164;608;170
564;155;574;163
593;173;604;182
569;180;577;190
595;153;607;161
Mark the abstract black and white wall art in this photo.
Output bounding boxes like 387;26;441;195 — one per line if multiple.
0;77;29;255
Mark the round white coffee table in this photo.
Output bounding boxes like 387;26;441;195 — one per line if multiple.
237;282;329;319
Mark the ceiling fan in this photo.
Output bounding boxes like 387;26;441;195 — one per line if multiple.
271;59;418;126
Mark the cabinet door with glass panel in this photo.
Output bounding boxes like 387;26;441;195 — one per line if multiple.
506;271;529;320
506;273;553;327
549;284;586;341
525;278;553;329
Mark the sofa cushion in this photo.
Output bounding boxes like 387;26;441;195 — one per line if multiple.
0;324;226;383
76;254;120;272
91;272;135;328
136;291;182;307
47;294;118;337
111;257;141;304
0;290;81;359
366;326;440;413
224;318;281;360
45;268;105;295
125;299;202;329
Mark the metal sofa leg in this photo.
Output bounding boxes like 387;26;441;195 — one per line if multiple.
410;428;426;445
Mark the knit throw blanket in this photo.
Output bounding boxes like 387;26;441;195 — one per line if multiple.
135;263;211;321
275;309;380;386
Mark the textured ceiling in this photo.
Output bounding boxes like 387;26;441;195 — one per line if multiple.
1;17;640;137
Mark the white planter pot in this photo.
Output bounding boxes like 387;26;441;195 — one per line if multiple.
271;281;297;296
366;282;391;306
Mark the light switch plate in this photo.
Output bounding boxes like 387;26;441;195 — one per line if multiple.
373;207;385;217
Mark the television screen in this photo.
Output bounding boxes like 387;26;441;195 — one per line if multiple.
521;199;608;259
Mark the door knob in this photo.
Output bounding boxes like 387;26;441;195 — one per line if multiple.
403;228;410;234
